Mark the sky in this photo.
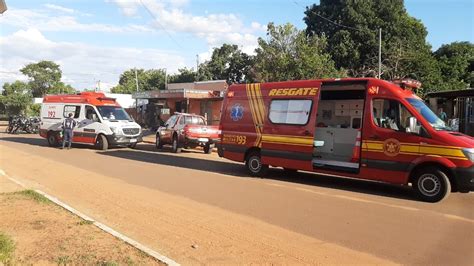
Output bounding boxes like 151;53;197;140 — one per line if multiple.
0;0;473;92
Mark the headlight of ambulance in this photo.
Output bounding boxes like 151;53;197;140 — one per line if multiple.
110;126;121;135
462;148;474;162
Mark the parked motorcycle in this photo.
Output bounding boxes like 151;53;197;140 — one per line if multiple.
5;115;40;134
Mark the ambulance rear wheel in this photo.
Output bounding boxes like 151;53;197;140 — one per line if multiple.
47;132;58;147
413;168;451;202
95;134;109;150
246;152;268;177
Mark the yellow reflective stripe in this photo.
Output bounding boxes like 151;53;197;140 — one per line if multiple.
246;84;261;147
364;142;383;150
361;140;467;159
400;145;419;153
419;146;465;158
255;83;266;125
262;141;313;147
262;135;313;145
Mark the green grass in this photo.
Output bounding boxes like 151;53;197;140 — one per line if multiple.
15;190;51;204
56;255;71;265
77;220;94;226
0;232;15;263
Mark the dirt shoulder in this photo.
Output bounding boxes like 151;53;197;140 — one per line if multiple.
0;190;163;265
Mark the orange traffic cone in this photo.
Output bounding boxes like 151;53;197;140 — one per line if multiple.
351;129;361;163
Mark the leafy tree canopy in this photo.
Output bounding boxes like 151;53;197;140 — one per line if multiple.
0;81;32;115
20;60;62;97
111;68;167;93
198;44;254;84
434;41;474;91
169;67;198;83
253;22;345;82
304;0;440;91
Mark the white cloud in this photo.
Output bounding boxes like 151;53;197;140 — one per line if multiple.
109;0;264;56
0;8;153;33
44;3;75;14
0;28;187;91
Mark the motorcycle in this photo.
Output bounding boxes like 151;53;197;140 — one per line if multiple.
5;115;40;134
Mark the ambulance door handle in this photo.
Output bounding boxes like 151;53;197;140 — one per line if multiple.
369;135;380;140
303;130;311;136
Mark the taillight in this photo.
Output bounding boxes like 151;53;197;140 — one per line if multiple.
218;125;222;139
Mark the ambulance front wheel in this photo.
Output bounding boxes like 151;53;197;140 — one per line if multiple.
413;168;451;202
95;134;109;150
246;152;268;177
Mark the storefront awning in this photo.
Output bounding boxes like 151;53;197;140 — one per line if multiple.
132;89;224;99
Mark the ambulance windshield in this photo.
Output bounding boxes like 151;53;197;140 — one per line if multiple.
97;106;132;121
406;98;451;131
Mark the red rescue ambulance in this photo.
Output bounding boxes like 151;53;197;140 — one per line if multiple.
40;92;142;150
218;78;474;202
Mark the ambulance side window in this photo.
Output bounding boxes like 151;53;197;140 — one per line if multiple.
85;106;98;121
373;99;418;132
64;105;80;118
269;99;312;125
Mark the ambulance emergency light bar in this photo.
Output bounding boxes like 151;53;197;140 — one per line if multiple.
392;78;422;91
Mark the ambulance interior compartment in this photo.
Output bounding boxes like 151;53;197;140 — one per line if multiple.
313;83;366;172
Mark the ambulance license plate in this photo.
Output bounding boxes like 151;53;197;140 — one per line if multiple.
198;138;209;142
130;138;137;143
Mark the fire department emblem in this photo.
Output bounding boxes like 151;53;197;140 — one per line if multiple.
230;104;244;121
383;138;401;157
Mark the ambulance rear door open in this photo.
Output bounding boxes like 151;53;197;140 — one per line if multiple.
261;81;321;172
312;81;367;173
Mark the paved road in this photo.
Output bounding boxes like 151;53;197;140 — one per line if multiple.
1;133;473;264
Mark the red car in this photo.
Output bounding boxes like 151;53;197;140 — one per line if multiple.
156;113;220;154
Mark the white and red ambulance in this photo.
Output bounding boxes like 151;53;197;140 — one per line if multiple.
39;92;142;150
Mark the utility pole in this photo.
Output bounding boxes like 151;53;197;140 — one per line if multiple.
164;68;167;90
378;28;382;79
135;68;139;121
196;54;199;71
134;68;139;92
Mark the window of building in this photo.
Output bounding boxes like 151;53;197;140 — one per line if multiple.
269;99;312;125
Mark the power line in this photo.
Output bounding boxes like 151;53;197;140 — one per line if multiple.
139;0;183;49
293;0;364;32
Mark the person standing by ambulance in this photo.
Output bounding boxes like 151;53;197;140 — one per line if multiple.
62;113;77;149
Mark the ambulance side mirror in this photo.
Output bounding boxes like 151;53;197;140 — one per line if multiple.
407;117;419;134
92;114;99;122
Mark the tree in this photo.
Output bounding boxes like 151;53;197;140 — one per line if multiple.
169;68;197;83
253;23;345;82
20;60;62;97
304;0;440;90
111;68;167;93
434;41;474;91
48;82;76;95
198;44;254;84
0;81;32;115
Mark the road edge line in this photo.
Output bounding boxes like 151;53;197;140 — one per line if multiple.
1;171;179;266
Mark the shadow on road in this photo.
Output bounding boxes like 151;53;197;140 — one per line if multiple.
1;135;49;147
99;148;416;201
0;134;416;201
